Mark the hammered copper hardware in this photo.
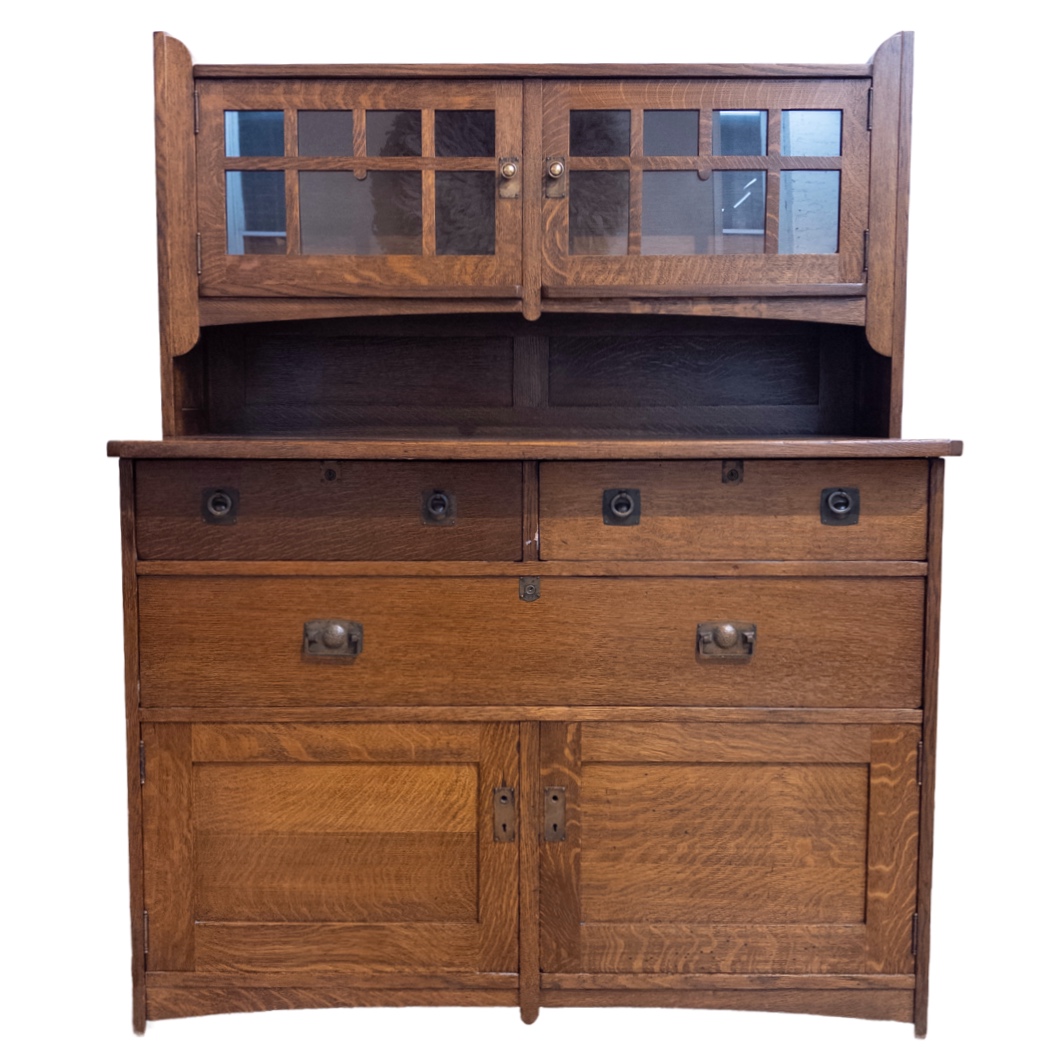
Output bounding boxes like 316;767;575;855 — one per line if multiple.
602;488;640;525
499;157;520;199
519;576;540;602
303;619;363;658
422;488;456;525
821;486;861;526
493;786;516;842
544;786;566;841
201;487;238;524
722;460;744;484
697;622;757;660
545;157;567;198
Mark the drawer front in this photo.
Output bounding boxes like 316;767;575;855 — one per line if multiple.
139;576;923;708
539;460;929;561
135;461;524;561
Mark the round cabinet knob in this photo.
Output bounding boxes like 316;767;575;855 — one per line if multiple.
321;622;349;650
713;623;739;649
609;491;634;518
500;161;517;179
826;489;853;515
548;160;565;178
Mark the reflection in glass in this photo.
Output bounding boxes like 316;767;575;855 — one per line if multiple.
643;111;699;156
435;111;495;157
569;171;629;254
779;171;839;253
366;111;421;157
570;111;630;156
712;171;766;253
642;172;712;254
226;171;285;254
781;111;841;156
298;111;353;156
436;172;495;255
224;111;284;157
712;111;767;156
299;171;422;254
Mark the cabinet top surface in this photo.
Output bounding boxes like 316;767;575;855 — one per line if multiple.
107;437;962;460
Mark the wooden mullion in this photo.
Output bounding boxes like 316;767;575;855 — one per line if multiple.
765;170;780;255
522;78;543;321
352;107;367;158
628;166;642;256
421;108;435;257
284;109;299;256
519;721;542;1023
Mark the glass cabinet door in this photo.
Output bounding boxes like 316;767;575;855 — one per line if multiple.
540;80;870;297
196;80;523;298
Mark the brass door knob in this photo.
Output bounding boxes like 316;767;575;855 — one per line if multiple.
500;161;518;179
697;622;756;660
548;160;565;178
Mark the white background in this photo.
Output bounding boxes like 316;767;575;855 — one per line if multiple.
5;2;1058;1060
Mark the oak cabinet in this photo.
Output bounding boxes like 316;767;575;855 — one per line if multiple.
112;30;957;1036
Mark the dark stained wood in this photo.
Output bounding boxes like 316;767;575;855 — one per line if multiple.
542;296;867;326
134;460;524;561
522;461;540;561
540;723;581;973
519;721;541;1024
154;34;199;383
137;576;925;708
142;723;195;972
543;973;914;990
539;988;911;1021
522;79;544;321
110;438;964;460
540;460;929;561
146;987;516;1019
195;62;873;79
119;461;146;1033
916;458;944;1037
866;725;921;974
544;285;867;299
199;298;525;326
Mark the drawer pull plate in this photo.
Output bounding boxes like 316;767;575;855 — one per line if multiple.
422;489;457;525
697;622;757;660
821;486;860;525
202;487;239;524
544;787;567;842
602;488;641;525
519;576;541;602
303;619;363;658
493;786;517;842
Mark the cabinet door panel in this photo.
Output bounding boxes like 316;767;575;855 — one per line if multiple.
142;722;518;977
540;722;919;976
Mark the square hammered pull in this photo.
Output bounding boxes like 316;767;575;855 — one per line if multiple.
697;622;756;660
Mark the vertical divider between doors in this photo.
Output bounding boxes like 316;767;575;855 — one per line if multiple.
519;721;542;1022
522;79;544;320
540;722;581;973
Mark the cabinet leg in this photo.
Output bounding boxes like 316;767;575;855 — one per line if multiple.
521;1004;540;1025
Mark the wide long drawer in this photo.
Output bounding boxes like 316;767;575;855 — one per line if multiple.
138;576;924;708
135;461;524;561
539;460;929;560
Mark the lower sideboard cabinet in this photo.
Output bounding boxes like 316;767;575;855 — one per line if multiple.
117;450;949;1034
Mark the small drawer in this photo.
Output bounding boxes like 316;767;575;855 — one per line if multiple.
539;460;929;561
139;575;924;709
135;460;523;561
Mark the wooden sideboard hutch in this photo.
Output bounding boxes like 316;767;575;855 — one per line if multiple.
109;31;959;1036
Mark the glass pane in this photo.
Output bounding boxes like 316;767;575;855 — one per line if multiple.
435;111;495;157
712;111;767;156
712;171;765;253
436;172;495;255
224;111;283;157
643;111;699;156
781;111;842;156
642;171;712;254
779;171;839;253
298;111;353;156
226;171;285;254
299;171;422;255
570;111;630;156
569;171;629;255
366;111;421;157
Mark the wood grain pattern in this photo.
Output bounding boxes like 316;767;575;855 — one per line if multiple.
539;988;911;1021
522;79;543;321
540;723;581;973
866;725;920;973
915;458;944;1036
542;973;913;990
542;295;866;326
142;723;194;972
138;575;925;708
110;438;964;460
135;460;523;561
540;460;928;561
119;461;146;1032
199;298;525;327
147;971;517;988
146;987;516;1019
519;721;541;1023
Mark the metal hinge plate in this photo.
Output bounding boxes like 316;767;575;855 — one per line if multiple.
911;912;918;956
867;87;873;131
193;89;200;134
862;229;870;272
493;787;516;842
544;786;566;842
143;910;150;958
917;740;925;786
139;741;146;785
196;232;203;276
